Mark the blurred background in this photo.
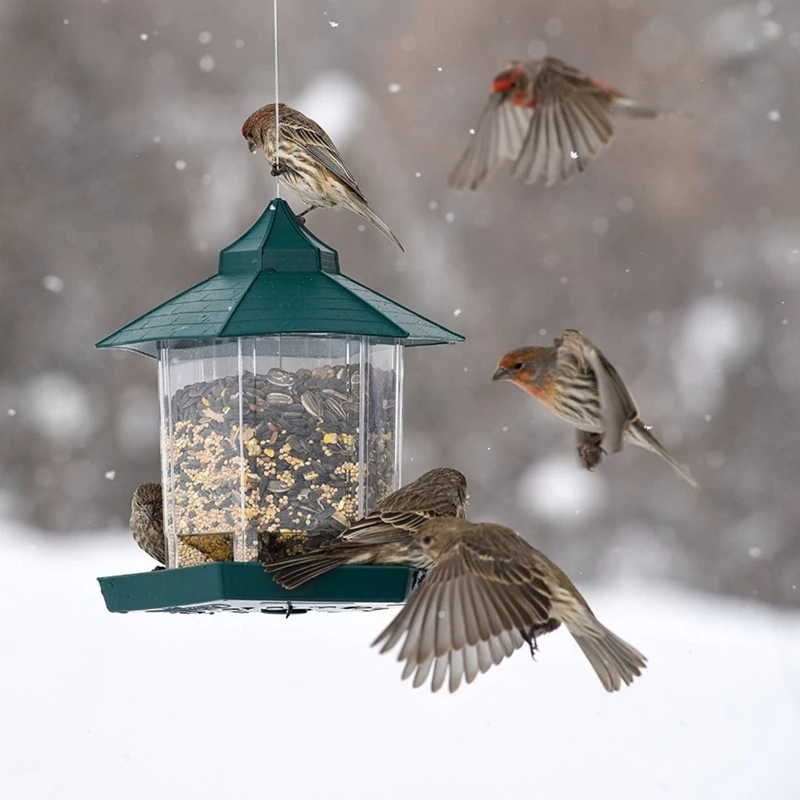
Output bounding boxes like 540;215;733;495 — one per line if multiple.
1;0;797;608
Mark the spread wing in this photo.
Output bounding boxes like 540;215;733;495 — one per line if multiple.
372;532;556;692
512;59;615;187
449;93;532;190
561;329;638;453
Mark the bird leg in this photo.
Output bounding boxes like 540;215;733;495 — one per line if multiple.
520;627;539;660
270;162;289;177
576;430;606;471
294;206;320;227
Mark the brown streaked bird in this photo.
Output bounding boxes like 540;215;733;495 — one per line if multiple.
264;468;468;590
493;329;698;488
129;482;166;565
449;56;662;190
242;102;404;251
373;518;647;694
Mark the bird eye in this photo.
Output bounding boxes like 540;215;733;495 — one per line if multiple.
422;535;433;545
513;361;524;371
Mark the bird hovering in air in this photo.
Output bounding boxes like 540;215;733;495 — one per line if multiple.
263;468;468;589
242;102;404;251
373;518;647;694
493;329;698;487
449;56;663;190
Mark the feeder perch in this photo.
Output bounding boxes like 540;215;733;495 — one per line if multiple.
96;199;463;613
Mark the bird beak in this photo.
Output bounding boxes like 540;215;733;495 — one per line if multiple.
248;141;257;154
492;366;510;382
144;503;159;527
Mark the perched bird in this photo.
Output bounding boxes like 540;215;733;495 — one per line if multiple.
264;468;468;589
449;56;661;190
373;518;647;694
493;329;699;487
242;102;404;251
129;482;166;565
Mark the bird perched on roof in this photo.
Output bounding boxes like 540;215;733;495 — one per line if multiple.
129;482;166;565
263;468;468;589
493;329;698;487
449;56;663;190
373;518;647;693
242;102;404;251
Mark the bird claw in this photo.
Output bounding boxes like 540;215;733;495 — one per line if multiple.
270;162;288;177
520;628;538;661
577;432;606;471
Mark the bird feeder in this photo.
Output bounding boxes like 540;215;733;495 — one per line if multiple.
97;199;463;614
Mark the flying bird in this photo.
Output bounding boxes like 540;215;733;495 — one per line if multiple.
493;329;698;487
449;56;661;190
129;482;166;565
264;468;468;589
242;102;404;251
373;518;647;693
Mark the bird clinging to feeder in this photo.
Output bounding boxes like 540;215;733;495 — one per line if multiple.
264;467;468;589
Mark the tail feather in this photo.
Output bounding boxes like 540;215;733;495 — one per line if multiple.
569;621;647;692
352;198;405;252
629;420;699;489
264;554;351;590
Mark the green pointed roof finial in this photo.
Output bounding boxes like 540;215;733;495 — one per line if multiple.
96;199;464;358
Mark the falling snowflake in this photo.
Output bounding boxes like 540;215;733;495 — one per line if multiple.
105;471;116;481
175;160;187;171
329;21;339;28
198;31;212;44
388;83;402;93
140;33;148;41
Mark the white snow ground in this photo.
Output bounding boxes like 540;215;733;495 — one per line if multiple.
1;521;799;800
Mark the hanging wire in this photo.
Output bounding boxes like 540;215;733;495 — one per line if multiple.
273;0;281;197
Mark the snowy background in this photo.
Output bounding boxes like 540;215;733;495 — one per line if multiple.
0;1;799;796
2;522;799;800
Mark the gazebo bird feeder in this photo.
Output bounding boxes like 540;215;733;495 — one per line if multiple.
96;199;463;614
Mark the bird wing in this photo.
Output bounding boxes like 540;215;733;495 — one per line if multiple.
285;115;364;197
373;531;554;667
449;93;532;190
512;59;615;187
341;510;435;545
560;330;638;454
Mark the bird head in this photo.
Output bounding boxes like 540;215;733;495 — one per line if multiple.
419;468;469;513
241;103;282;154
407;518;468;560
492;346;554;389
132;482;163;526
491;60;527;98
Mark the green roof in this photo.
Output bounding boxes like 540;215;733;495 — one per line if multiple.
96;199;463;357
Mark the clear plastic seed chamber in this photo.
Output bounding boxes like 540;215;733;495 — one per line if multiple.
96;199;462;613
159;335;402;568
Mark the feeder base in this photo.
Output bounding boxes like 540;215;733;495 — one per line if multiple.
97;562;423;614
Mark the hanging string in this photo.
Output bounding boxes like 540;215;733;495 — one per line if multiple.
273;0;281;197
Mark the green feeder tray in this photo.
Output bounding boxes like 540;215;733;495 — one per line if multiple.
98;563;425;615
96;199;462;614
